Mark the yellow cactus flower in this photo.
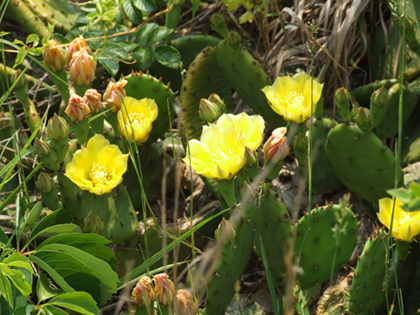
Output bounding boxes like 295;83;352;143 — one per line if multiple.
183;124;246;180
65;134;128;195
117;97;158;144
262;72;324;123
377;197;420;242
216;113;265;150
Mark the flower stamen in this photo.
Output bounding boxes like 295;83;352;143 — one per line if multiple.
128;112;146;127
90;163;111;186
284;91;304;108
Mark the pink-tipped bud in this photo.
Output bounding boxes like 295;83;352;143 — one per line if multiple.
65;94;90;122
153;273;175;305
47;114;69;140
69;50;96;86
176;289;198;315
42;39;67;73
263;127;289;164
132;276;155;307
84;89;102;114
66;35;92;65
103;80;127;112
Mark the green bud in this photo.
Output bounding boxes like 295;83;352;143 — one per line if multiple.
226;31;242;52
47;114;69;140
34;138;52;158
215;218;236;246
370;86;389;108
208;93;226;112
36;172;56;193
335;87;351;122
354;107;374;133
10;69;27;89
210;13;229;38
244;147;258;166
198;98;222;123
83;214;105;234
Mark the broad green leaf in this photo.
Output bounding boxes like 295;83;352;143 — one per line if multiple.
122;0;142;24
0;227;8;244
28;256;75;293
27;46;44;56
147;26;172;45
3;254;34;275
409;181;420;196
24;201;43;232
15;47;26;68
12;39;24;46
135;23;158;44
36;272;62;302
36;244;118;305
133;0;157;12
26;34;39;47
96;51;120;77
24;209;73;249
40;305;68;315
39;234;116;269
132;45;153;70
2;268;31;297
408;197;420;211
36;224;83;238
102;9;118;21
0;269;13;310
0;31;10;37
46;292;99;315
154;45;181;69
102;41;127;59
191;0;201;18
387;188;412;204
13;304;35;315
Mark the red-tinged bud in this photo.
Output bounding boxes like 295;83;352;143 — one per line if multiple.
47;114;69;140
65;94;90;122
36;172;55;193
132;276;155;307
153;273;175;305
263;127;289;163
66;35;92;65
84;89;102;114
103;80;127;112
34;138;52;158
83;214;105;234
69;50;96;86
42;39;67;73
176;289;198;315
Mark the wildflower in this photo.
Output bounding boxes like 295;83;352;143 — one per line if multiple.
42;39;66;73
183;124;246;180
132;276;155;307
216;113;264;150
65;94;90;122
103;80;127;112
117;97;158;144
262;72;324;123
263;127;289;163
176;289;198;315
66;35;92;65
69;50;96;86
377;197;420;242
153;273;174;305
65;134;128;195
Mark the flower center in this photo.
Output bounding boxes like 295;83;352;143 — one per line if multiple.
397;211;413;226
90;163;111;186
284;91;304;108
128;112;146;127
208;146;235;164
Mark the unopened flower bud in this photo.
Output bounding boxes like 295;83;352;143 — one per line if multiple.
47;114;69;140
84;89;102;114
66;35;92;65
11;69;27;89
370;86;389;108
354;107;373;133
83;214;105;234
103;80;127;112
132;276;155;307
42;39;67;73
210;13;229;38
335;87;351;121
34;138;52;158
244;147;258;166
263;127;289;163
153;273;175;305
65;94;90;122
198;99;220;123
215;217;236;246
69;50;96;86
36;172;56;193
176;289;198;315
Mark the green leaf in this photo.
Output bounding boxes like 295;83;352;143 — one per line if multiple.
26;34;40;47
2;268;31;297
0;31;10;37
408;197;420;211
387;188;412;204
12;39;24;46
102;41;127;59
28;255;75;293
24;201;43;232
0;227;8;244
13;304;35;315
122;0;143;24
135;23;158;44
24;209;73;249
102;9;118;22
154;45;181;69
40;305;68;315
147;26;173;45
39;234;116;269
409;181;420;196
132;0;157;12
96;51;120;77
14;47;26;68
36;224;83;238
191;0;201;18
36;272;63;302
3;254;34;275
45;292;99;315
0;268;13;310
27;46;44;56
34;244;118;305
132;45;153;70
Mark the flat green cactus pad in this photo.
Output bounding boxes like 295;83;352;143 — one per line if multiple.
294;204;358;290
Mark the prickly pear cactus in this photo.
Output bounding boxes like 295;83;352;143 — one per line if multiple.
294;204;358;290
352;79;398;107
349;228;389;314
203;213;254;315
215;31;286;127
325;123;397;203
180;46;234;139
123;71;176;143
252;184;291;283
